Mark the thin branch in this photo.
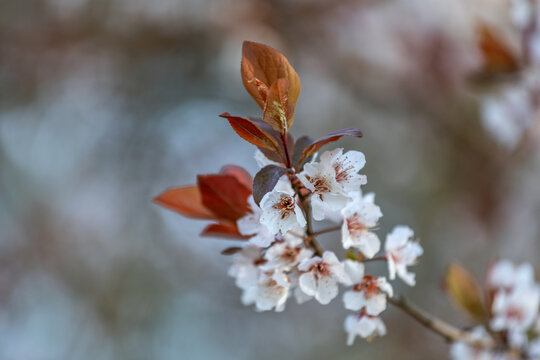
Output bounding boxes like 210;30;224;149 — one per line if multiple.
363;255;387;263
304;200;324;256
388;296;494;349
312;225;342;236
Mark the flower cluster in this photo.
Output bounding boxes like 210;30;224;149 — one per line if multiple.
228;147;423;346
449;260;540;360
154;40;539;358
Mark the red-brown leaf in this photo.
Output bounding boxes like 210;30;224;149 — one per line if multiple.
220;113;281;153
220;165;253;191
263;78;291;133
153;186;215;220
197;174;251;222
297;128;363;167
200;222;247;240
241;41;301;110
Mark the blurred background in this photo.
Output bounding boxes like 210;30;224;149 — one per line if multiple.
1;0;540;359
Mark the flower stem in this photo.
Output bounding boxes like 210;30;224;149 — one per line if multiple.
363;256;387;263
312;225;342;236
388;295;494;349
280;133;292;169
304;200;324;257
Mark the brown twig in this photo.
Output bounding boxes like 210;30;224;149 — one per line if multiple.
388;296;494;349
312;225;342;236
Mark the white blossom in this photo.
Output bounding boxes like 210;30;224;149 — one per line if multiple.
298;251;350;305
297;148;367;221
228;244;263;290
491;284;540;332
343;259;365;285
262;234;313;271
288;269;314;304
344;313;386;345
385;226;423;286
259;187;306;235
450;327;495;360
343;275;393;316
242;269;291;312
341;192;382;258
237;195;276;247
488;259;536;291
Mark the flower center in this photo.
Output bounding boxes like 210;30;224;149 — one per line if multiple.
353;275;379;297
281;247;300;263
334;161;354;184
347;214;367;236
312;261;331;277
273;195;296;219
505;306;524;322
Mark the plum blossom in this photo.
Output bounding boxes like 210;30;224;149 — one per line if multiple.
228;244;264;290
242;269;291;312
343;259;392;316
341;192;382;258
385;225;423;286
450;327;495;360
490;284;540;332
298;251;350;304
262;234;313;271
288;269;314;304
488;259;535;291
343;275;393;316
237;195;276;247
298;148;367;221
259;186;306;235
344;312;386;345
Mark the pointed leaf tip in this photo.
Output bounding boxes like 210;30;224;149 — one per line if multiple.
297;128;363;167
241;41;301;112
220;113;281;153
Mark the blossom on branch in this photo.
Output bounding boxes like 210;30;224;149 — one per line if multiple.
341;192;382;258
385;226;423;286
344;312;387;345
242;269;291;312
259;187;306;235
237;195;276;247
298;148;367;221
343;275;393;316
298;251;350;304
262;234;313;271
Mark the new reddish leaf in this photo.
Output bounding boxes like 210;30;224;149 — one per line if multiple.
220;165;253;191
241;41;301;111
297;128;363;167
197;174;251;222
252;165;290;206
153;186;214;220
263;78;291;133
200;223;247;240
220;113;281;153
